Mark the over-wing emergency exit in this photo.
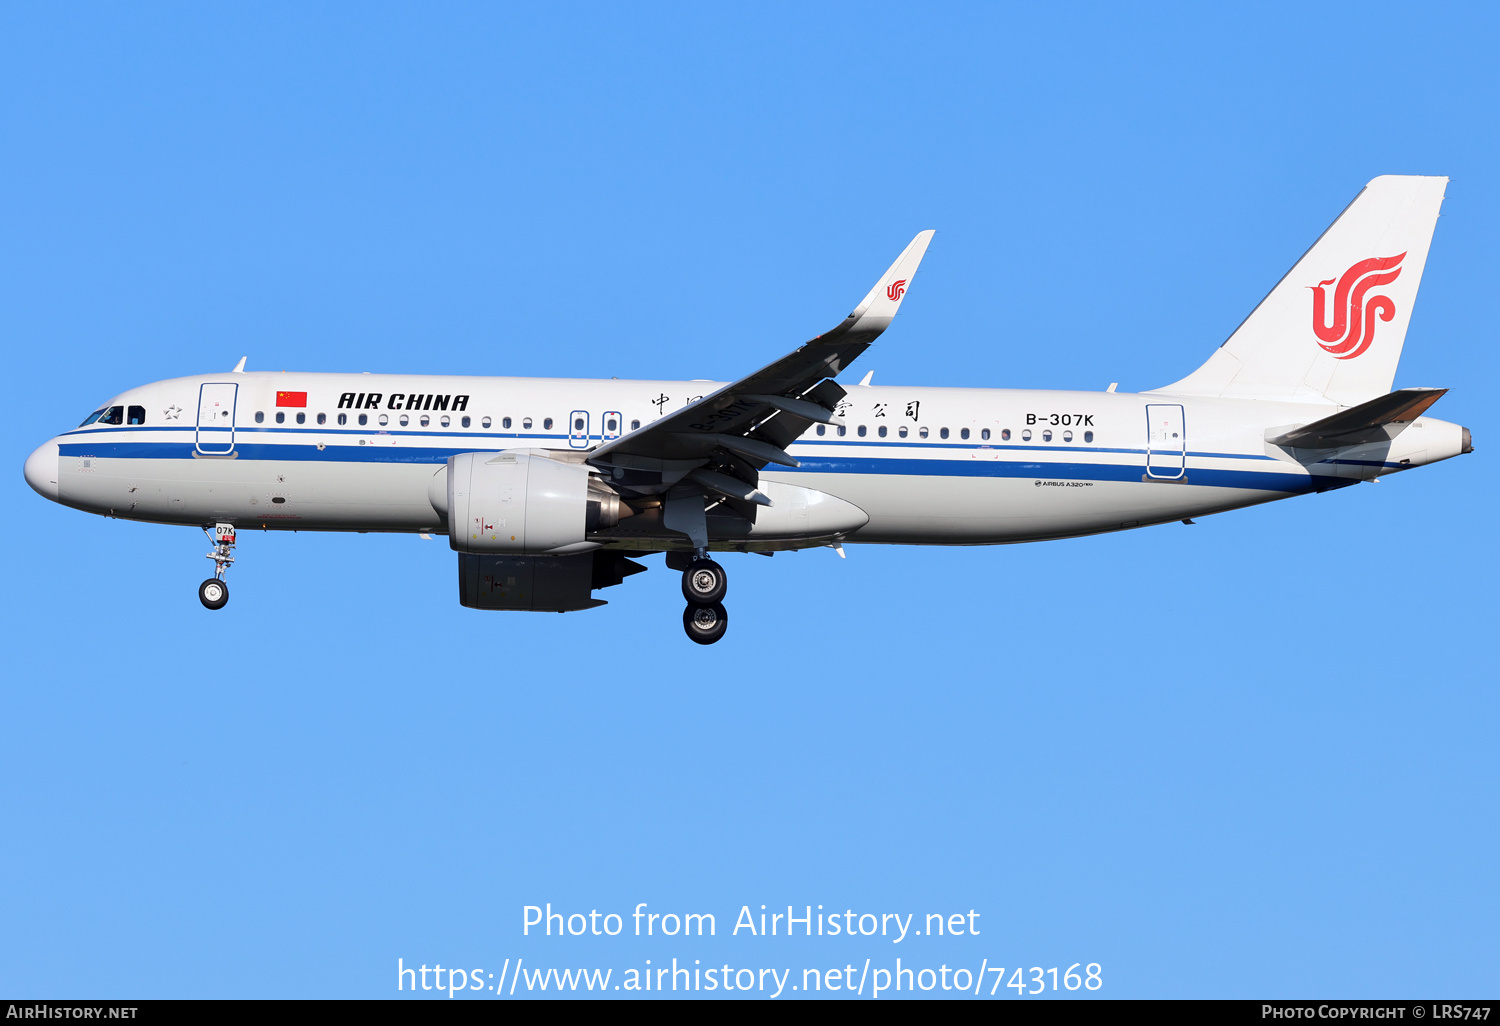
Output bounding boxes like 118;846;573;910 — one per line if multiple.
24;176;1471;643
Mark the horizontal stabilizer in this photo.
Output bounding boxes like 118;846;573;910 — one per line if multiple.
1267;387;1447;448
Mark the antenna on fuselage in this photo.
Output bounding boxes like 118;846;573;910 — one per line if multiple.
232;357;247;373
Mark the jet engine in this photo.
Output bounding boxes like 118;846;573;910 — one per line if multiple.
443;450;622;554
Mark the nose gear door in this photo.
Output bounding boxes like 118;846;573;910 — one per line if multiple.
196;383;239;455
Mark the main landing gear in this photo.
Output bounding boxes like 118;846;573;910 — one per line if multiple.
679;554;729;645
199;522;236;610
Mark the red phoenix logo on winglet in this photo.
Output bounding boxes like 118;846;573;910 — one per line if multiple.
1310;253;1405;360
886;279;907;302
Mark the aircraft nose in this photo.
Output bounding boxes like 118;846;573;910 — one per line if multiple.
24;439;60;501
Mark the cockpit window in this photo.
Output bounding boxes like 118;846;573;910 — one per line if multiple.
79;409;107;427
128;406;146;425
98;406;124;425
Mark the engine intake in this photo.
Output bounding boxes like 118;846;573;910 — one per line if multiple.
447;450;621;554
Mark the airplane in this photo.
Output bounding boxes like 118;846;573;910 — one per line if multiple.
23;175;1470;644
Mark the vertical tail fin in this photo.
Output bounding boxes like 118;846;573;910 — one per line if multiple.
1152;175;1447;407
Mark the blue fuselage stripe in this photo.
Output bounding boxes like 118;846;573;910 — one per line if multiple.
57;432;1333;494
55;423;1282;462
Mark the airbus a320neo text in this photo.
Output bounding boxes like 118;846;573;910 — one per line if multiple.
24;176;1470;643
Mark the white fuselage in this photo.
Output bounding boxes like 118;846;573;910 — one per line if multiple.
27;370;1467;549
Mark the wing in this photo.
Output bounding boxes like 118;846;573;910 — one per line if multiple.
589;230;934;481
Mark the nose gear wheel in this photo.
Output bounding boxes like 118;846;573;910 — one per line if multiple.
199;578;229;610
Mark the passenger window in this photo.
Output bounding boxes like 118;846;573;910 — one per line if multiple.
878;425;887;437
358;414;368;426
482;417;491;428
940;427;949;439
502;417;512;429
441;415;450;427
857;425;867;437
919;427;929;439
317;413;326;425
462;416;471;428
337;413;347;425
297;412;306;424
100;406;124;425
128;406;146;425
981;428;990;440
816;424;826;436
420;415;430;427
960;428;970;440
399;414;409;426
836;425;846;436
1001;428;1011;441
1062;430;1072;442
543;418;553;430
378;414;388;426
523;418;533;429
255;411;265;424
1084;430;1094;443
1042;430;1052;442
79;409;106;427
276;411;285;424
1022;429;1032;441
630;419;640;430
898;426;908;438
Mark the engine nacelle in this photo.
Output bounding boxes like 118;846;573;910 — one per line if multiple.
446;450;621;554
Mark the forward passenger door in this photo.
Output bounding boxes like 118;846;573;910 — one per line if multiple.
196;383;238;455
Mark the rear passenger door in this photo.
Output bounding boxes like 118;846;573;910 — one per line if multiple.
1145;403;1186;480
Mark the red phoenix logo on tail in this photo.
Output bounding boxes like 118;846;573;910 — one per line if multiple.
886;279;907;301
1310;253;1405;360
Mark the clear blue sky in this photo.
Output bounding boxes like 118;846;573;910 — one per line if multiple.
2;1;1495;999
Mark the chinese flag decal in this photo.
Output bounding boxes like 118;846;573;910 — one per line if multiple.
276;391;308;407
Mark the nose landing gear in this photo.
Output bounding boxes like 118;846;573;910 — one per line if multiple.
680;554;729;644
199;522;236;610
